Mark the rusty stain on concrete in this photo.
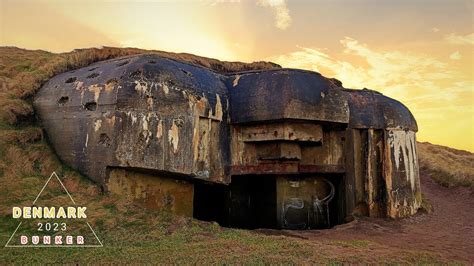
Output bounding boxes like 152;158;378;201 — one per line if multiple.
88;84;102;102
213;94;223;121
161;82;170;94
156;119;163;139
105;79;117;92
389;130;418;191
75;81;83;91
34;53;422;229
105;115;116;126
168;120;179;153
93;119;102;132
141;113;153;144
233;75;240;87
146;96;154;110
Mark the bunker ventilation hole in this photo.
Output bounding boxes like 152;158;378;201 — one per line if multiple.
98;133;111;147
180;69;192;76
57;96;69;106
116;60;130;67
88;67;98;72
129;69;143;78
65;77;76;83
87;72;100;79
84;101;97;111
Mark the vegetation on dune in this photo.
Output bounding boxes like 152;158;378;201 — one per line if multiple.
0;46;465;264
417;141;474;190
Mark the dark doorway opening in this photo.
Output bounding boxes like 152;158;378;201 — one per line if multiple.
227;175;277;229
193;182;228;226
193;174;347;230
193;175;277;229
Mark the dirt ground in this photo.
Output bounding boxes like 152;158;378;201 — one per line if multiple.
259;173;474;263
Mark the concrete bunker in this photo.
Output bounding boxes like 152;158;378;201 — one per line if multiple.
34;54;421;229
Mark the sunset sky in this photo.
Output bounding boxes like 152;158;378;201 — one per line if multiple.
1;0;473;151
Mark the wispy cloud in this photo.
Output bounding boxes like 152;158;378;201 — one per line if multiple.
257;0;291;30
268;37;473;150
206;0;291;30
449;51;461;60
270;37;454;94
444;32;474;45
207;0;241;6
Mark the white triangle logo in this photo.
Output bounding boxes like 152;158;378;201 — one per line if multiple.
5;172;103;247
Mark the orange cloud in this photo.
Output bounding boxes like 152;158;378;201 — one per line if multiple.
444;32;474;45
257;0;291;30
269;37;473;151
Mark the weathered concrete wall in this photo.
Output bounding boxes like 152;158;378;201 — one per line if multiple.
229;70;349;124
34;53;422;225
366;129;386;217
344;128;421;218
108;168;194;216
346;89;418;131
384;129;421;218
34;55;231;184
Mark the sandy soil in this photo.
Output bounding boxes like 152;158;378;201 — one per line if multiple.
259;174;474;262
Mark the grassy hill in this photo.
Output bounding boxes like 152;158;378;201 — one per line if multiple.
418;141;473;190
0;47;472;264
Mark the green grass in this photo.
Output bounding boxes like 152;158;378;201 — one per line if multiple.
0;204;449;264
330;240;371;248
0;183;450;265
